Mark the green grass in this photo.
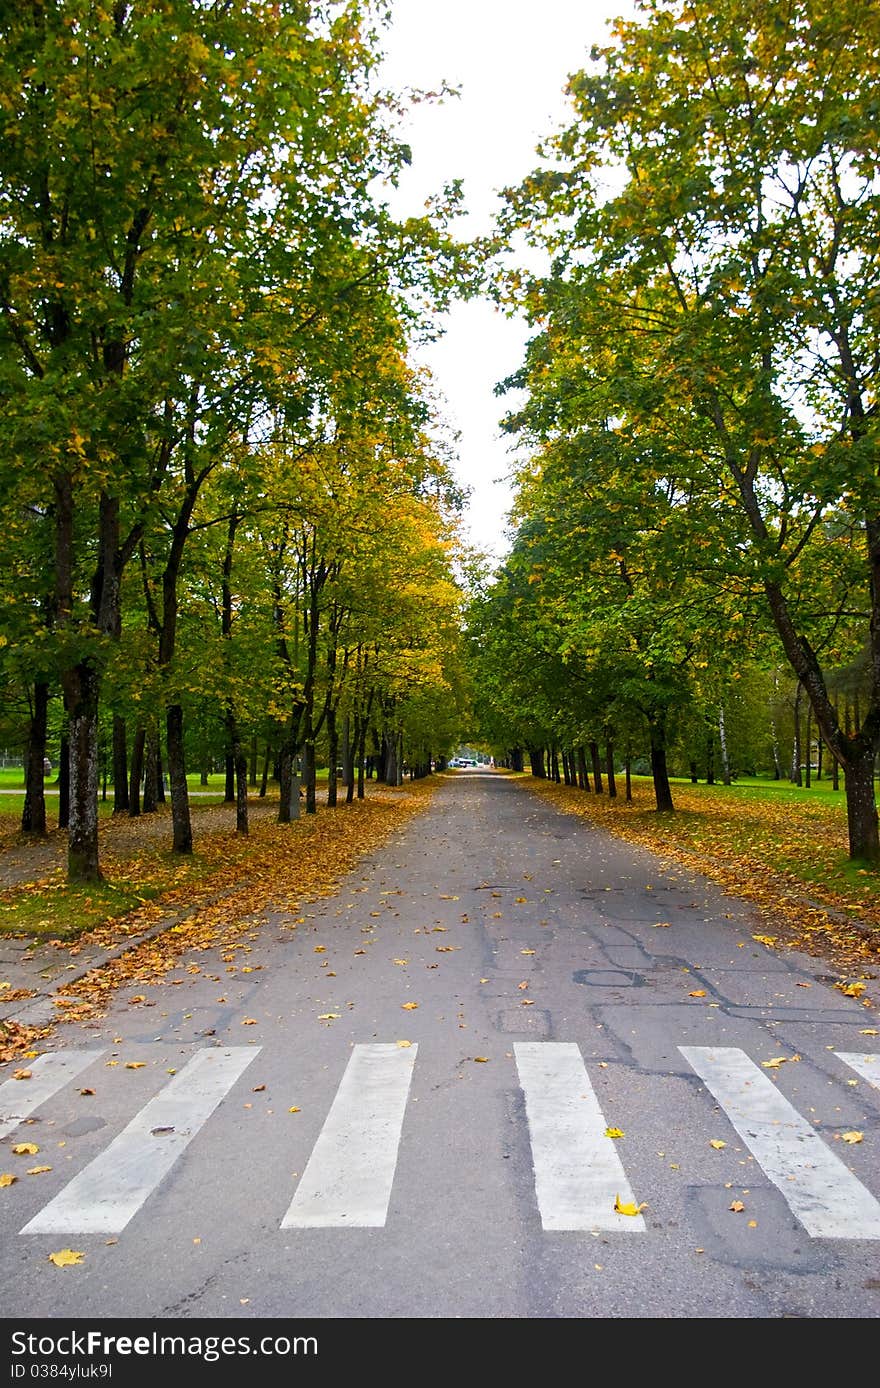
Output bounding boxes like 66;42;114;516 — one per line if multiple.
0;879;163;941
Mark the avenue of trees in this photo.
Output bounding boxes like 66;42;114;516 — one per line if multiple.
0;0;472;881
471;0;880;863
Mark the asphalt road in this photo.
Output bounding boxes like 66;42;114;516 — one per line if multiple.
1;771;878;1323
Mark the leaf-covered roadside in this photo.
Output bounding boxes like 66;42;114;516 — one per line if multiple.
0;782;436;1062
520;777;880;984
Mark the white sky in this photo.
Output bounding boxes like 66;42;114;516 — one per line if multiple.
377;0;634;564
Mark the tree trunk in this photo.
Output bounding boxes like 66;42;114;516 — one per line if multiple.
719;704;731;785
527;745;546;778
791;684;803;786
605;740;617;798
327;707;339;808
249;735;258;788
128;725;145;818
625;755;633;802
58;732;70;830
770;715;782;780
805;706;813;788
589;741;603;793
142;720;158;813
304;742;317;814
385;734;398;788
156;742;166;803
649;716;675;813
577;745;590;791
357;720;368;800
224;753;235;803
844;754;880;863
66;665;102;881
260;743;271;798
341;715;354;803
166;704;192;854
21;680;49;836
112;714;129;814
510;747;524;772
234;732;248;835
689;759;698;784
706;732;715;785
817;739;823;781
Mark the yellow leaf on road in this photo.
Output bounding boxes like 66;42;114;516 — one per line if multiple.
614;1194;645;1216
517;981;529;990
689;990;707;998
837;981;866;997
521;949;535;956
842;1131;864;1144
288;1107;301;1114
653;922;671;929
730;1201;745;1212
0;1173;17;1187
12;1144;39;1156
48;1249;84;1267
313;946;325;953
242;1019;257;1025
13;1069;32;1080
402;1002;419;1010
860;1029;878;1036
396;1040;412;1048
474;1056;489;1063
762;1055;800;1068
125;1062;146;1070
709;1140;726;1149
752;936;778;948
317;1013;340;1021
605;1128;624;1139
27;1166;52;1175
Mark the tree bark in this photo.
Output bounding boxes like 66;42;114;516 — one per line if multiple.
21;680;49;836
649;716;675;813
58;732;70;830
527;745;546;778
577;745;590;791
605;740;617;798
304;741;317;814
128;725;144;817
65;664;102;880
260;743;271;798
327;707;339;808
166;704;192;854
224;753;235;803
719;704;731;785
844;754;880;864
142;720;158;813
589;741;603;793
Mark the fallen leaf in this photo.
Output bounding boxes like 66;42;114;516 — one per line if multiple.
27;1166;52;1175
515;897;527;903
841;1131;864;1144
517;981;529;990
747;1220;757;1228
401;1002;419;1010
860;1029;879;1036
317;1013;340;1021
252;1085;266;1093
761;1055;799;1069
393;959;408;966
474;1056;489;1063
48;1249;84;1267
709;1140;726;1150
12;1144;39;1156
313;946;325;954
752;936;777;948
13;1069;32;1081
521;999;535;1006
125;1062;146;1070
614;1194;646;1216
605;1127;624;1139
80;1088;95;1096
837;981;866;997
479;978;489;983
729;1201;745;1212
396;1040;412;1048
288;1107;301;1114
521;949;535;956
242;1018;257;1025
689;990;707;998
0;1173;17;1187
653;922;671;929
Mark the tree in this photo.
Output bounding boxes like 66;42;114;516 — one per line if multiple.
496;0;880;861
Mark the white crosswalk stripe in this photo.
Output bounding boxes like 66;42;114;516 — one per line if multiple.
836;1052;880;1089
20;1047;259;1236
680;1046;880;1239
515;1041;645;1231
282;1043;417;1228
0;1050;104;1140
5;1043;878;1240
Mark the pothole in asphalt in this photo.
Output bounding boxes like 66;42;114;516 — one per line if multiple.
572;968;650;988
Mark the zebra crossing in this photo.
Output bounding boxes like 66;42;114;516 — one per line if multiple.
1;1043;878;1240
